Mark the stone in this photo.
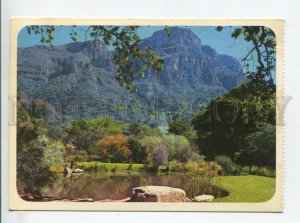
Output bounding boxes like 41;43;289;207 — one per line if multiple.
193;195;214;202
131;186;186;202
73;168;84;173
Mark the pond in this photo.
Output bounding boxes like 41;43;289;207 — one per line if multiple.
41;171;228;201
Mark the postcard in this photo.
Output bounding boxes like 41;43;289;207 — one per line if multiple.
9;18;284;211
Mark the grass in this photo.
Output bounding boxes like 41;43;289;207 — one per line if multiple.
214;175;276;202
49;164;64;173
74;162;145;172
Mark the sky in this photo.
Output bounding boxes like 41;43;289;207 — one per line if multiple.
17;26;255;65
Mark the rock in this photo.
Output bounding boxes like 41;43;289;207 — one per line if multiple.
193;195;214;202
184;198;192;202
131;186;186;202
73;168;84;173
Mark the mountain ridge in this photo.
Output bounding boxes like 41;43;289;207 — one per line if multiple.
17;27;245;125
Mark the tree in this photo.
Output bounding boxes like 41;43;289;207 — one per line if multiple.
215;155;236;175
127;137;147;163
64;118;123;151
168;119;196;141
26;25;166;91
151;145;168;167
168;120;190;136
17;107;55;197
216;26;276;85
192;26;277;160
192;82;276;160
96;134;131;163
127;123;161;138
240;124;276;169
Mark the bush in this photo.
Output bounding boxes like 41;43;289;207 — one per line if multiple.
215;155;236;175
168;160;185;172
96;134;131;163
185;160;222;198
127;137;147;163
250;166;276;177
152;145;168;166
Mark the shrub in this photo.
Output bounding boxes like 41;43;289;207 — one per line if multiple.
168;160;185;172
140;136;162;151
185;160;222;198
96;134;131;163
152;145;168;166
127;137;147;163
169;120;190;135
215;155;236;175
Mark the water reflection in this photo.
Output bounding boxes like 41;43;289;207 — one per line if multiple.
42;171;226;200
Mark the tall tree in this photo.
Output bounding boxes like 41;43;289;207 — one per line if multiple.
193;26;276;160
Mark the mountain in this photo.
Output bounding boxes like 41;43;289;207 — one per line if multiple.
17;27;245;125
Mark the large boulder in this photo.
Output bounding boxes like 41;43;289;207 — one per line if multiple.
193;195;214;202
131;186;186;202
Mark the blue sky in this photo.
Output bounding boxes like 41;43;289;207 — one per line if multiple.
17;26;255;64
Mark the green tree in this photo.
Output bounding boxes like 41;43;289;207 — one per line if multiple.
192;26;277;161
168;120;190;135
127;137;147;163
192;82;275;160
26;25;165;91
127;123;161;138
239;124;276;169
168;119;195;141
64;118;123;151
17;108;54;197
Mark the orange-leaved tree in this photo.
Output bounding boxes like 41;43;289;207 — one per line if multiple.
96;134;131;163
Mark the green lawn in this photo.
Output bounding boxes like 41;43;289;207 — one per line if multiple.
214;175;276;202
75;162;145;171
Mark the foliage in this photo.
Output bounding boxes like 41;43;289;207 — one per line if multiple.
127;123;161;138
17;107;55;197
237;124;276;169
192;82;276;160
215;155;236;175
140;136;162;151
185;160;222;197
17;143;55;197
168;120;190;136
216;26;276;85
150;145;169;167
162;134;196;162
26;25;165;91
64;118;123;151
127;137;147;163
37;135;65;166
191;26;277;166
167;160;185;172
19;98;56;121
96;134;131;163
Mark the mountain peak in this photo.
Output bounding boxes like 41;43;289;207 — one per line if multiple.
62;40;109;58
142;27;201;49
